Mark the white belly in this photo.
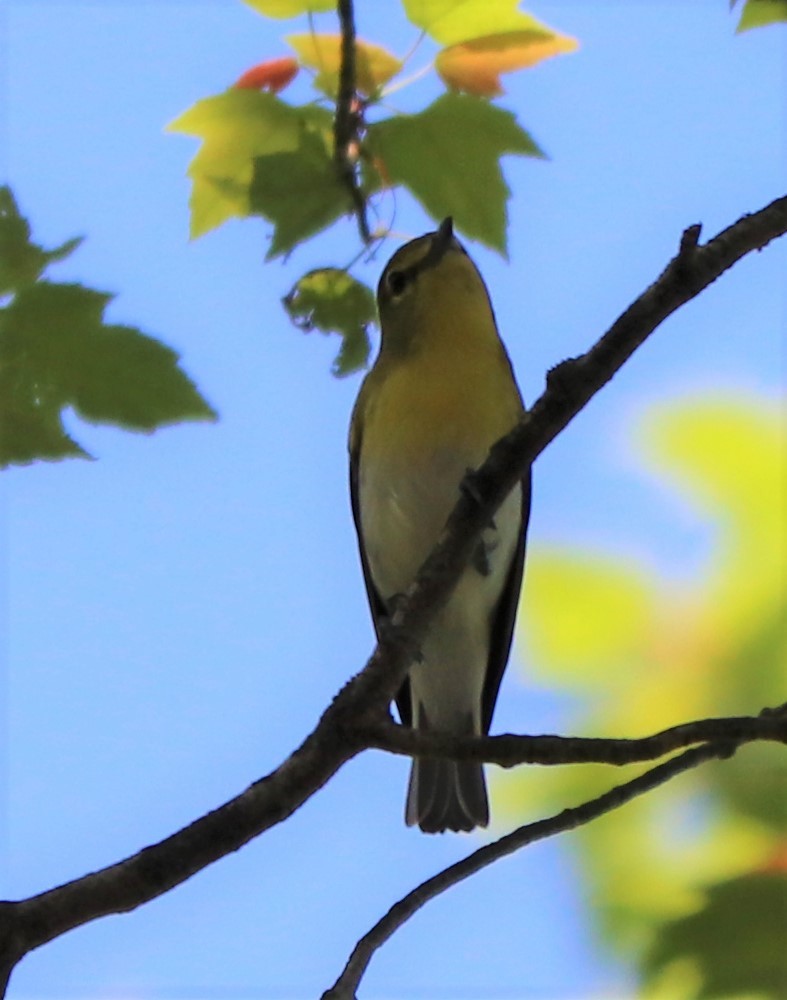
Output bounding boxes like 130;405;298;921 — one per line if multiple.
359;447;522;732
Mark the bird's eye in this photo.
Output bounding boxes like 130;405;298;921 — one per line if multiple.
386;269;409;298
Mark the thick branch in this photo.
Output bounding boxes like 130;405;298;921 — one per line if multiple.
1;197;785;991
324;738;739;999
361;707;787;765
334;0;371;243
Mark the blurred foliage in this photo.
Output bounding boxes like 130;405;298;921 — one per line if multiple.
242;0;335;17
498;394;786;999
644;872;787;999
0;186;216;469
733;0;787;33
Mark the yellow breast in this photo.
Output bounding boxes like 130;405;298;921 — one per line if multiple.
360;338;522;469
355;340;523;596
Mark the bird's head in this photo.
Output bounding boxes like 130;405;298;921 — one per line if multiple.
376;218;495;355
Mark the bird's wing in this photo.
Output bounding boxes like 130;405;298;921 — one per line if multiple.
349;431;413;727
481;466;533;734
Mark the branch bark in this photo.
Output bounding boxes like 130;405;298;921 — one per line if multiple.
2;196;786;993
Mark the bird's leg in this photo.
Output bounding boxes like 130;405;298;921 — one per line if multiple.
460;469;496;530
383;591;424;662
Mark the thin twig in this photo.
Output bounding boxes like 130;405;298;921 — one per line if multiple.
334;0;371;243
323;738;739;999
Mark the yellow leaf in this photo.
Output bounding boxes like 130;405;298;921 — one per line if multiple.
637;395;786;634
167;90;333;239
436;29;579;96
286;33;402;96
404;0;566;47
638;396;782;530
241;0;334;17
521;549;656;684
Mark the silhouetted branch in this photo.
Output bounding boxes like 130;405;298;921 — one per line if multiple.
324;738;741;999
360;706;787;765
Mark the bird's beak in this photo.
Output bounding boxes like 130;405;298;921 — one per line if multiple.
433;216;454;255
419;216;455;273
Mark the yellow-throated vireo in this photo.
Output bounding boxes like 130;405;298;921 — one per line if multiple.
349;218;531;833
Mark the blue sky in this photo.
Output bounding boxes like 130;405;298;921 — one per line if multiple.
2;2;784;997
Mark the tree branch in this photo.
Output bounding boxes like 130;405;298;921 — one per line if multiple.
323;737;742;1000
334;0;371;243
360;705;787;765
2;197;785;993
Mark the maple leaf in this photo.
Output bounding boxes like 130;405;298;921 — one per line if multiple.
436;29;579;96
286;33;402;96
283;268;375;375
735;0;787;32
367;93;545;254
168;89;343;245
404;0;566;46
0;188;216;468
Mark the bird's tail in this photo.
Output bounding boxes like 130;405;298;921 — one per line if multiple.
405;754;489;833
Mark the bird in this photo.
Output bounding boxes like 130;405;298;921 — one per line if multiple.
349;217;531;833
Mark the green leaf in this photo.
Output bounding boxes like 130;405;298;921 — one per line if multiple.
644;873;787;999
716;742;787;833
736;0;787;31
332;322;372;377
1;188;216;468
168;89;341;241
520;550;657;685
76;324;215;428
283;268;375;375
366;93;545;254
0;367;92;465
44;236;84;265
403;0;559;46
0;185;83;294
250;129;351;259
241;0;334;17
1;279;217;469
